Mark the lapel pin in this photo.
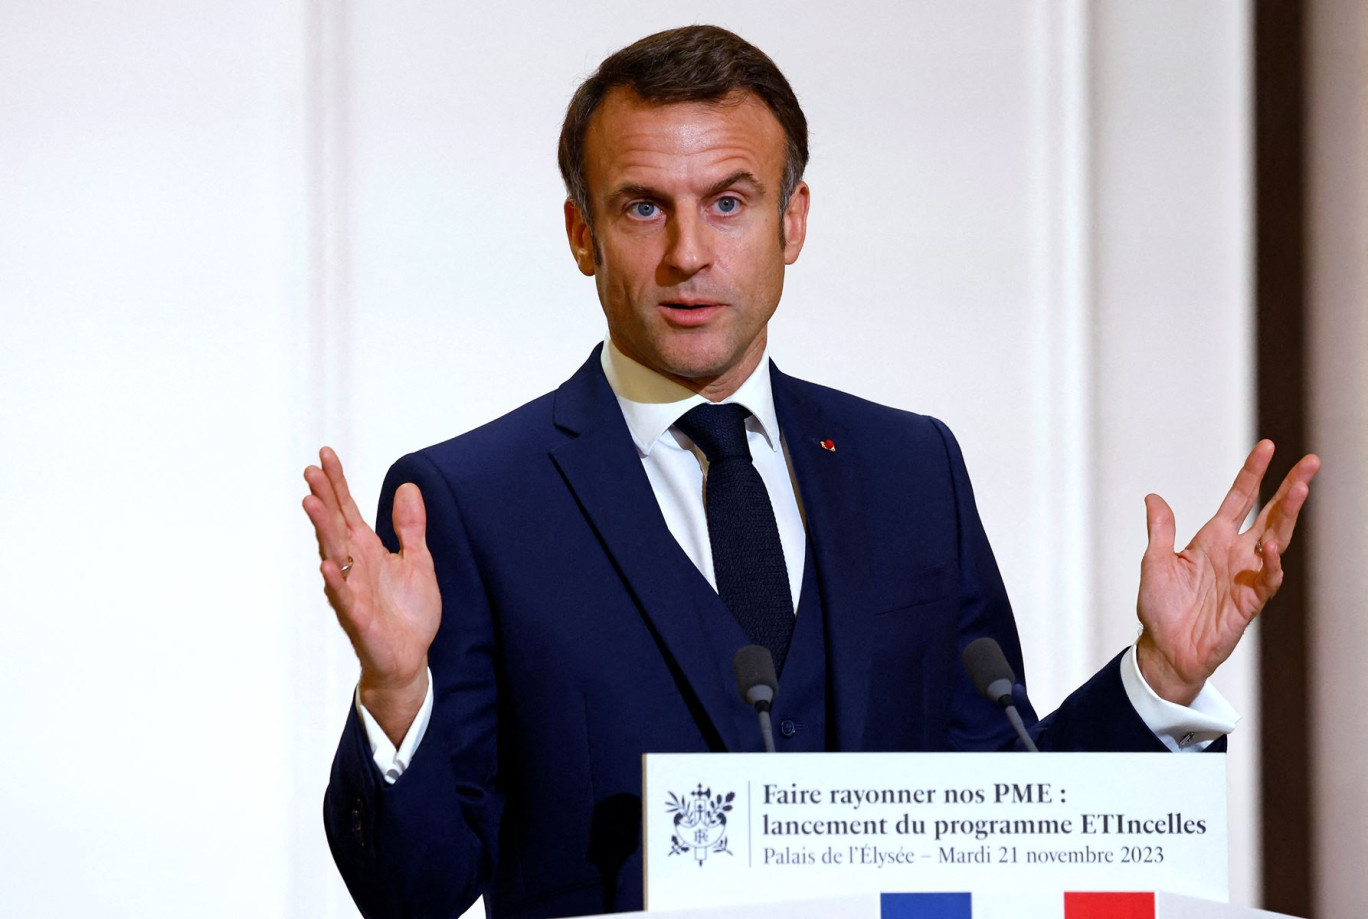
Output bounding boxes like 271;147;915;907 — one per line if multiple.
820;438;836;452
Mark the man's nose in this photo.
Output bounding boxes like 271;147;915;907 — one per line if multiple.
663;209;712;276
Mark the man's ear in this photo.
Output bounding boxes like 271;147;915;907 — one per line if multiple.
781;181;810;265
564;199;597;276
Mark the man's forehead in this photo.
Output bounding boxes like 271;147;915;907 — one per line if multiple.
582;87;786;195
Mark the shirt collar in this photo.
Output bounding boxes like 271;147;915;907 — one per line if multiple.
600;337;782;457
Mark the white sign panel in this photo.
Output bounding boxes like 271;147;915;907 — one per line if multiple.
643;753;1227;912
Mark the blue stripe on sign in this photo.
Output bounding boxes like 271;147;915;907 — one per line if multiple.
880;892;973;918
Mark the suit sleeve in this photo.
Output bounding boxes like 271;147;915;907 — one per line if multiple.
930;418;1179;754
323;451;503;918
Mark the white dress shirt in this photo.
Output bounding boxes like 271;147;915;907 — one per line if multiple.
359;339;1237;781
598;338;807;609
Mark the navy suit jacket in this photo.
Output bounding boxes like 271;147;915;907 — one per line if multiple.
324;348;1170;919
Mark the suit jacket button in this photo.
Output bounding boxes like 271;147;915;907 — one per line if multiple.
779;719;798;737
351;799;365;847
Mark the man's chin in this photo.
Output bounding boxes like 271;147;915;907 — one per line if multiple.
654;347;765;394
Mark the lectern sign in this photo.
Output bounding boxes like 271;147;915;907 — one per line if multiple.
643;753;1228;912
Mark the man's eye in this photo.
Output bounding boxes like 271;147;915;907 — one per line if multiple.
630;201;658;218
715;196;740;214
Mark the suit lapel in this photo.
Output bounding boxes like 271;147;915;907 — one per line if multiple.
771;365;877;750
549;350;754;752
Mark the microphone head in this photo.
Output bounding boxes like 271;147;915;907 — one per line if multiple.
732;645;778;708
962;637;1016;706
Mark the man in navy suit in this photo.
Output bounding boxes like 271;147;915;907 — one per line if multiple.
302;26;1318;919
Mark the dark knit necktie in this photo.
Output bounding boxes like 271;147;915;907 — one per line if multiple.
675;403;795;674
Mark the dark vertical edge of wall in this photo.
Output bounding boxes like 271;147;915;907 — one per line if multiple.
1254;1;1311;915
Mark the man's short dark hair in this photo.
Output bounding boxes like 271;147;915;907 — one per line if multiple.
558;25;809;224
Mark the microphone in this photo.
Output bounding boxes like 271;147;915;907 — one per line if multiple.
732;645;779;753
962;637;1039;753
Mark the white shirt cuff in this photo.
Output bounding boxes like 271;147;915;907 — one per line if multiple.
1119;644;1239;752
354;668;434;784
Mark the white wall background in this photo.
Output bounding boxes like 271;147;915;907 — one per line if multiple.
1;2;1271;916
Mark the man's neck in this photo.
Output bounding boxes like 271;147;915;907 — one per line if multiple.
600;337;781;458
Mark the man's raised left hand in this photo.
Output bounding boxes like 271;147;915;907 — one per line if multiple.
1135;440;1320;706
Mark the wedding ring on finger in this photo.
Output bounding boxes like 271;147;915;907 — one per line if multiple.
340;556;354;578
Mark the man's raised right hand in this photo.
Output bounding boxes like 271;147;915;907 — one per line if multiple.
303;446;441;746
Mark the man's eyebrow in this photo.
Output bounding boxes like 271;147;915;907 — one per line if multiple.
605;171;767;205
704;171;766;199
606;182;660;203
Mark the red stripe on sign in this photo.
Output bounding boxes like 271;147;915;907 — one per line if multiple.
1064;891;1155;919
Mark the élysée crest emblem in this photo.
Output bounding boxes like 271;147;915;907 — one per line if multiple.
666;784;735;865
